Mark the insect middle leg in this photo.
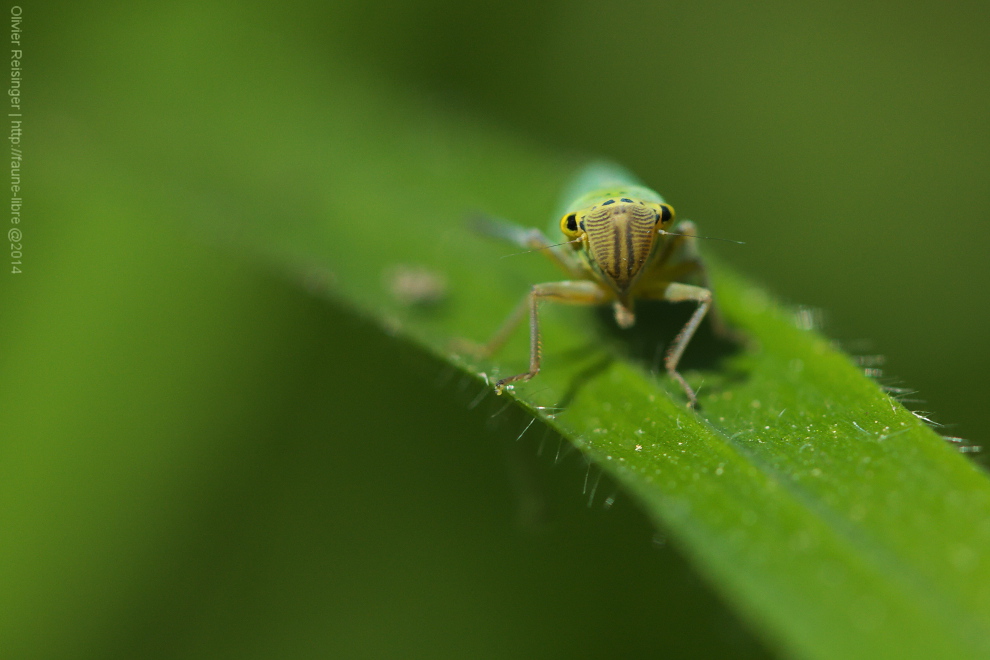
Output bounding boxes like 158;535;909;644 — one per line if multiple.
472;280;610;393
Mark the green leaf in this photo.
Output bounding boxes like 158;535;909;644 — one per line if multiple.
47;5;990;659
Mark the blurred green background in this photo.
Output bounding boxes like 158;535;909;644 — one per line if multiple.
4;0;988;657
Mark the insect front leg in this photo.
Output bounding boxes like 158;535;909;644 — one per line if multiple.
655;220;734;339
637;281;712;408
487;280;610;393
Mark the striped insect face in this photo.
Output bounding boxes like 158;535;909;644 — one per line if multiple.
561;197;674;293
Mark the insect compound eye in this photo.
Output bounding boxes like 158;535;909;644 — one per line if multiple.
561;212;580;236
657;204;674;224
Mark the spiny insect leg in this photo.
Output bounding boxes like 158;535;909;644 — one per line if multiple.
494;280;610;393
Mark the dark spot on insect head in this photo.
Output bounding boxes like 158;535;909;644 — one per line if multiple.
620;198;634;203
565;213;578;232
602;199;615;205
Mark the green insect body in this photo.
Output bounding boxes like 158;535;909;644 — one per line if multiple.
465;162;730;408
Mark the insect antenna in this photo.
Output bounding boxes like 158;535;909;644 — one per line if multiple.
499;237;582;258
659;230;745;245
